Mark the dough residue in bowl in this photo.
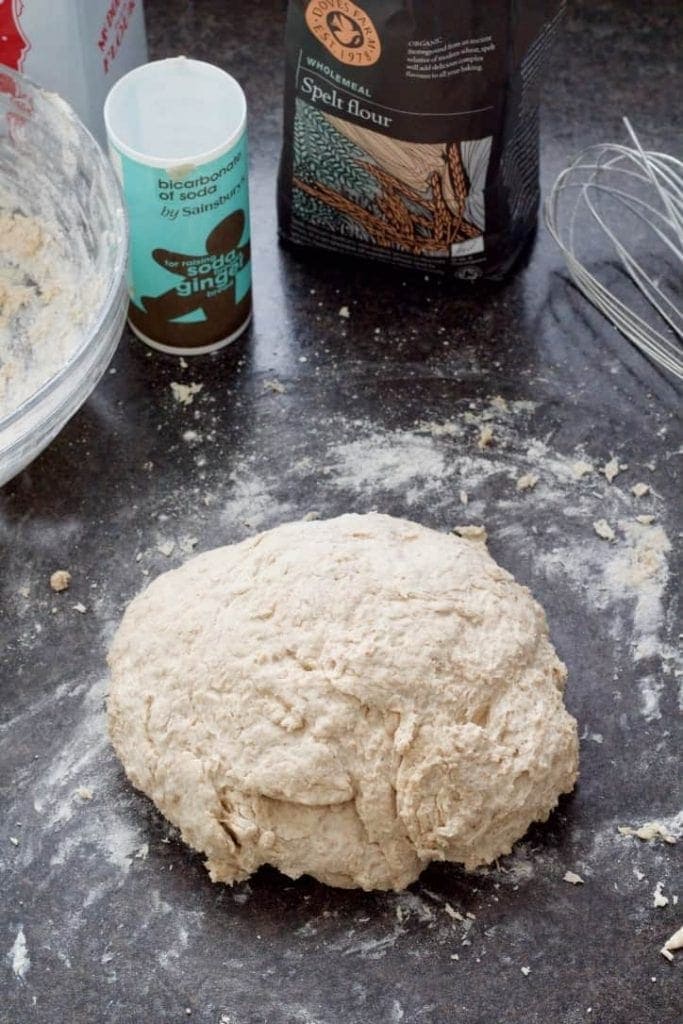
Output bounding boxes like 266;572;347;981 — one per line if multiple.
0;204;89;418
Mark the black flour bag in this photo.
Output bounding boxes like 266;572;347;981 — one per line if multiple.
278;0;564;280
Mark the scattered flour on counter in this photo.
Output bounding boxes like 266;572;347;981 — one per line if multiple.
495;852;536;885
221;470;297;532
329;431;447;497
8;926;30;981
2;395;677;978
322;889;454;960
516;472;538;492
492;808;680;909
26;677;144;877
604;523;672;664
536;513;675;715
653;882;669;908
1;667;213;974
638;676;665;721
416;419;460;438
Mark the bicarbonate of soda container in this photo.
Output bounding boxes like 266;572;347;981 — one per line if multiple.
104;57;252;356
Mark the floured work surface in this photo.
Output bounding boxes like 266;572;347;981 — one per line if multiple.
0;1;681;1022
2;355;680;1023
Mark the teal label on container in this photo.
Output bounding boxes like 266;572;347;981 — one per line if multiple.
118;132;251;350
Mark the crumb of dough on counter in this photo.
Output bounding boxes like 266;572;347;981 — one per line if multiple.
50;569;72;592
478;424;494;449
618;822;677;844
516;472;539;492
602;457;621;482
170;381;203;406
653;882;669;908
593;519;616;541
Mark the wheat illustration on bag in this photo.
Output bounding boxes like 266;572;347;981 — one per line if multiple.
292;105;487;256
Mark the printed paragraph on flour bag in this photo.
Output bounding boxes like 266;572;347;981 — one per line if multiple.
278;1;565;280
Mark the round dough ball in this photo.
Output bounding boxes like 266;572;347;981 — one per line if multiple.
108;513;578;891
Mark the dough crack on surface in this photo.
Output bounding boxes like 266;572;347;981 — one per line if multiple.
215;793;243;849
108;513;579;891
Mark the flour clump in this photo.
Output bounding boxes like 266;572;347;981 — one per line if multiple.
108;512;579;890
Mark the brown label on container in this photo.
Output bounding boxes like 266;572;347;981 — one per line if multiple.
129;210;251;350
305;0;381;66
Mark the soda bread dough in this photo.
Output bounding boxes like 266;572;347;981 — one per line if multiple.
108;513;579;891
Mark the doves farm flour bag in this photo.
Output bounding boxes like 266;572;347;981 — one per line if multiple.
278;1;565;280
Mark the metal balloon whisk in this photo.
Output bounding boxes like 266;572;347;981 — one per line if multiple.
545;119;683;381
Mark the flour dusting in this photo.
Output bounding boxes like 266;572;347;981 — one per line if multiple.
329;431;447;496
8;926;30;981
0;390;677;1001
221;470;297;531
604;523;671;663
13;676;146;885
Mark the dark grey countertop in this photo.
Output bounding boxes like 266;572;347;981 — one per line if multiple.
1;2;681;1022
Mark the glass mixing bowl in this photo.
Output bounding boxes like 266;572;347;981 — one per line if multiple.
0;67;128;487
